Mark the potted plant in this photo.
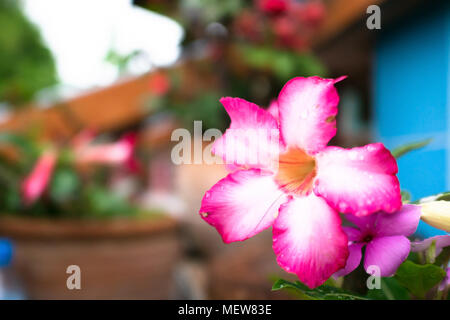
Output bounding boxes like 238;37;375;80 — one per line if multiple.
0;130;180;299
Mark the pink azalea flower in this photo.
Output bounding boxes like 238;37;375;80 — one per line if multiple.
199;76;402;288
335;205;422;277
75;132;137;167
21;150;57;205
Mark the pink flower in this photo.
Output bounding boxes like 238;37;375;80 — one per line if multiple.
75;132;137;167
411;235;450;257
335;205;422;278
199;76;402;288
21;150;57;205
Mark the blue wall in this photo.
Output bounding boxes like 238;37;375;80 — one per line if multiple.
373;2;450;237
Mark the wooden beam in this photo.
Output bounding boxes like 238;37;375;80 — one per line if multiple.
313;0;386;47
0;73;154;139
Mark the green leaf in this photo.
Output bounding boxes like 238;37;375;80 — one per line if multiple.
272;278;368;300
366;278;411;300
391;138;432;159
435;192;450;201
394;261;446;298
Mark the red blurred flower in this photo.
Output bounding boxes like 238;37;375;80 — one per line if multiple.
272;16;307;50
273;15;297;40
148;72;171;96
296;1;325;27
234;10;263;42
257;0;289;15
21;150;57;205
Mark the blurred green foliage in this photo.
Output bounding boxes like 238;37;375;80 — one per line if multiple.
0;0;57;106
169;91;226;130
237;44;326;81
272;278;368;300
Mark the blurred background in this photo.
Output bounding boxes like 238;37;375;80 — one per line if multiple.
0;0;448;299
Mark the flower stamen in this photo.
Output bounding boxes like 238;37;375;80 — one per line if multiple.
274;148;316;196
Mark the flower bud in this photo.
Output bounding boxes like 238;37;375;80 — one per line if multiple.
420;201;450;232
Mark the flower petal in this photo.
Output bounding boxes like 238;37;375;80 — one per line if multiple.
411;235;450;257
314;143;401;216
212;97;283;171
364;235;410;277
21;150;57;205
374;204;422;237
267;99;279;121
342;226;363;242
199;169;286;243
277;76;343;154
272;193;348;288
334;243;364;277
345;213;377;233
439;268;449;291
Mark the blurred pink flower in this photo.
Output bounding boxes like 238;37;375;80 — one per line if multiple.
21;150;57;205
335;205;422;278
200;76;402;288
75;132;137;167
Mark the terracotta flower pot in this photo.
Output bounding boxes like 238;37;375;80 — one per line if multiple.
0;215;180;299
